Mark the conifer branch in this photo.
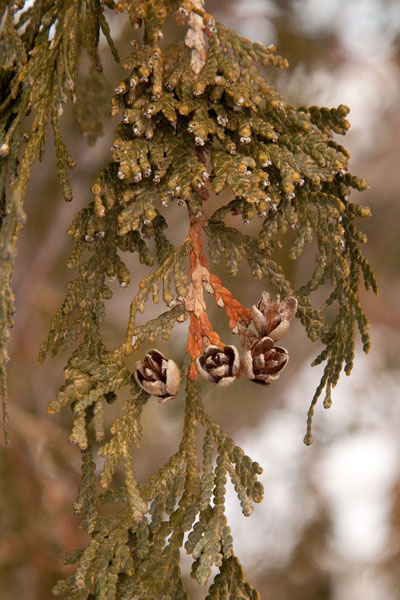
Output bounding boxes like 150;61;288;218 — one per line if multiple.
0;1;377;596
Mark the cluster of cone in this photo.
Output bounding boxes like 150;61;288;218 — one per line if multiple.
134;293;297;402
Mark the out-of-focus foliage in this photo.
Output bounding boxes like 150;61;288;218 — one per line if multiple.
0;0;119;442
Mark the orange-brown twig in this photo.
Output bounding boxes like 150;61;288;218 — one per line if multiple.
209;274;252;330
185;219;224;378
184;217;255;379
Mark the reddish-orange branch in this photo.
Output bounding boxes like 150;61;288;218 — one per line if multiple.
185;216;252;379
209;274;252;329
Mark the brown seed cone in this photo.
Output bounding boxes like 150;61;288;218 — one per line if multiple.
135;349;181;402
251;292;297;342
196;345;240;387
240;336;288;385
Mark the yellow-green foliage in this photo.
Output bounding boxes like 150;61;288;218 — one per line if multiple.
0;1;377;597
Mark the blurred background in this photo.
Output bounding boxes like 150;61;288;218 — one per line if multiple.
1;1;400;598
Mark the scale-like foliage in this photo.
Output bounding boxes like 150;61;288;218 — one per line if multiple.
0;0;377;597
